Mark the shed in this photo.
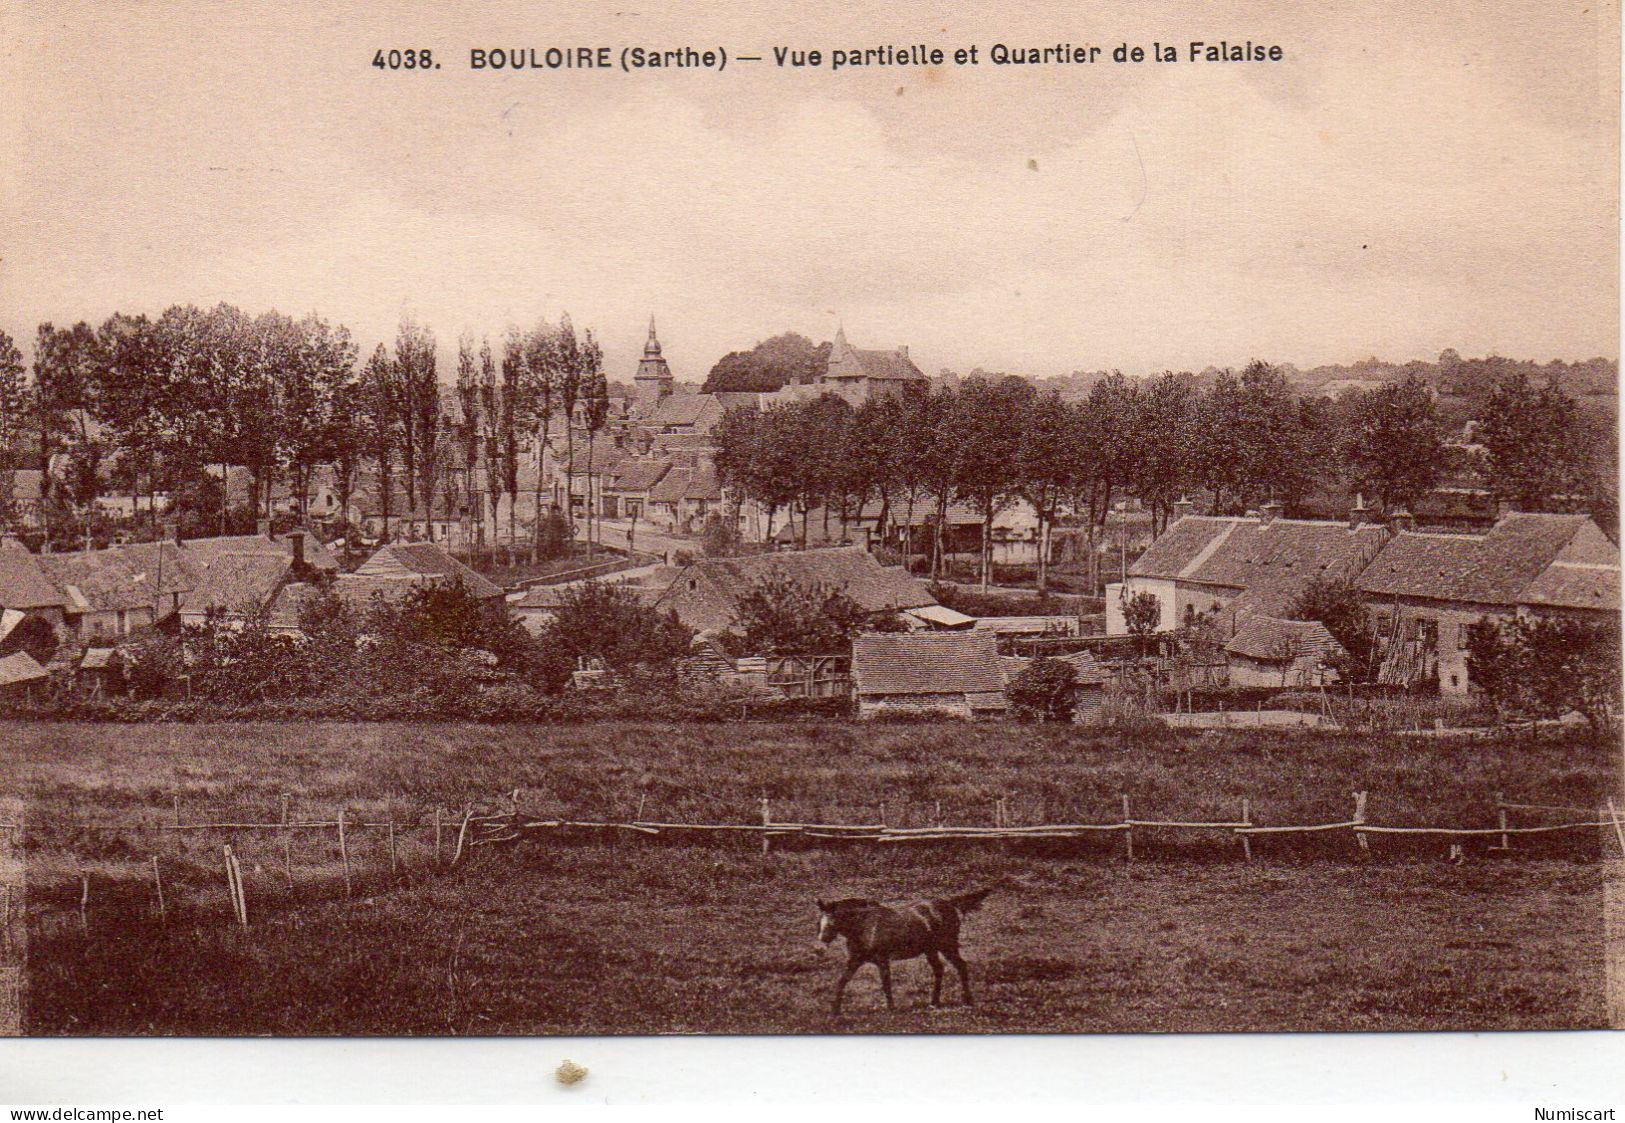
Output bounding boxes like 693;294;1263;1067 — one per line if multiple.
355;543;505;600
1053;649;1110;722
851;631;1007;719
0;650;50;697
1223;616;1346;687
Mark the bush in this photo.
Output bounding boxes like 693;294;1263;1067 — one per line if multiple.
1008;658;1078;722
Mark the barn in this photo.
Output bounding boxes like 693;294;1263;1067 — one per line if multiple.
1223;616;1346;687
851;631;1008;719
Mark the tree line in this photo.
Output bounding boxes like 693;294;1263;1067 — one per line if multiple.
0;308;610;557
713;361;1613;592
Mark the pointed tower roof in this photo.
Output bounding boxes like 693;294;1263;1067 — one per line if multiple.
636;315;673;383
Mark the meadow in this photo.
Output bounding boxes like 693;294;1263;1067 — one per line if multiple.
3;720;1619;1035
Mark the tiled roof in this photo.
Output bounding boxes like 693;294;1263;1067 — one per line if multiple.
1053;649;1109;684
355;543;504;599
267;576;424;629
649;468;693;504
1225;616;1346;662
1133;516;1389;623
852;631;1004;696
1358;514;1605;606
112;541;202;597
1516;562;1621;612
643;392;726;431
0;650;49;687
653;547;936;634
0;547;68;609
181;531;338;572
607;460;671;493
36;551;158;612
180;553;292;617
684;464;722;501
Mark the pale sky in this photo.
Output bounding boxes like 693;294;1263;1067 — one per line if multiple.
0;0;1617;381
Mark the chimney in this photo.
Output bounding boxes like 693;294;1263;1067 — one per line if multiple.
288;529;306;567
1348;494;1370;529
898;345;909;360
1261;500;1284;523
163;519;181;545
257;518;272;539
1494;497;1516;521
1173;495;1195;520
1390;508;1415;533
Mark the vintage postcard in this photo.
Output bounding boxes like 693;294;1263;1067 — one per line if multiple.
0;0;1620;1062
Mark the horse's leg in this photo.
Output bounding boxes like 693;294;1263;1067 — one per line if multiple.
925;950;944;1007
833;957;861;1014
946;949;972;1005
875;958;894;1010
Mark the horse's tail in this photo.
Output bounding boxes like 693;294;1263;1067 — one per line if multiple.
944;886;995;915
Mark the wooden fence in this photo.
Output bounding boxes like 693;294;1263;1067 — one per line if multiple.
3;790;1621;938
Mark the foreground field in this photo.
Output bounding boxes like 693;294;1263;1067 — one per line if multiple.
29;848;1611;1034
3;720;1619;1034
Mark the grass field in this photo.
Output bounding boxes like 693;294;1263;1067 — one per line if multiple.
4;720;1619;1035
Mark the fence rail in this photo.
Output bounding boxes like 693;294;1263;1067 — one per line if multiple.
3;791;1620;940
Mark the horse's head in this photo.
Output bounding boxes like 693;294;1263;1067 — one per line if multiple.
815;897;873;943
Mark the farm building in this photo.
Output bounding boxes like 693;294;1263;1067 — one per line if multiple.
652;546;938;635
354;542;505;600
1357;512;1619;693
1115;506;1620;696
1053;649;1110;721
851;631;1008;719
0;650;49;698
1105;507;1389;637
1223;616;1346;687
178;553;297;628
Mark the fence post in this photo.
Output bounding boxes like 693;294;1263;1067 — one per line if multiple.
1495;792;1510;851
1353;791;1369;853
1240;800;1252;862
78;870;89;933
388;820;399;878
1607;798;1625;858
1122;795;1134;862
760;796;771;854
337;810;352;898
451;805;473;867
151;855;166;920
433;808;443;867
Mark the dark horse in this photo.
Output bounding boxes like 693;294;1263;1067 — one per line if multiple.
815;888;994;1013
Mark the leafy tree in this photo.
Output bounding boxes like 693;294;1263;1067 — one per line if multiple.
539;581;693;687
1291;576;1376;682
359;344;398;542
730;570;873;655
1007;657;1078;722
700;512;742;557
702;332;831;393
1121;589;1160;653
1015;390;1072;594
0;329;27;468
453;334;484;550
952;375;1033;590
580;334;610;553
1338;374;1444;511
391;319;439;515
1133;373;1196;534
520;322;553;547
1477;373;1595;511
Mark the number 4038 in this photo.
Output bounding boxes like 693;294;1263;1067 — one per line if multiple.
373;49;438;70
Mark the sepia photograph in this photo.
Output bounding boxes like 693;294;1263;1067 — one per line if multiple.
0;0;1620;1065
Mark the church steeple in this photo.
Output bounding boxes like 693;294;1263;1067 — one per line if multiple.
634;313;673;404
